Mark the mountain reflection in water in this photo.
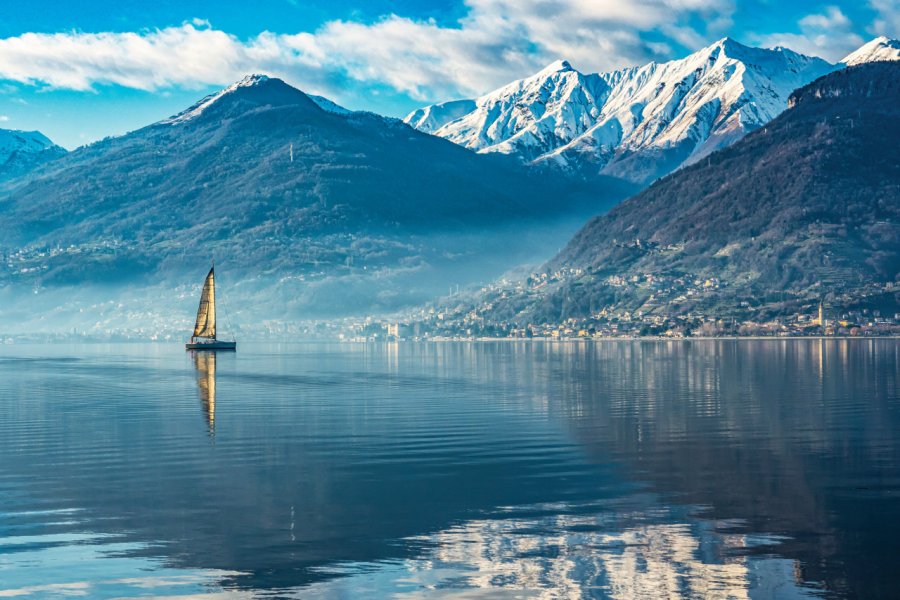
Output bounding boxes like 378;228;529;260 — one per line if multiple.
0;340;896;598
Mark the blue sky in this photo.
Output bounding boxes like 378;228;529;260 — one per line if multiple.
0;0;895;148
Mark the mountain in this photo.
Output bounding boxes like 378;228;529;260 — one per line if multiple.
405;37;898;185
0;75;634;335
841;36;900;66
452;62;900;327
405;60;630;162
307;94;352;115
543;40;832;183
405;59;634;164
0;129;66;182
403;99;477;134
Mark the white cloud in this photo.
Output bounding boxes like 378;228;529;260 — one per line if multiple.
753;6;864;61
0;1;734;103
0;115;8;121
0;25;262;92
869;0;900;36
799;6;852;30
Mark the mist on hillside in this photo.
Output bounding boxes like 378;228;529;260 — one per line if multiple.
0;75;637;339
0;215;601;339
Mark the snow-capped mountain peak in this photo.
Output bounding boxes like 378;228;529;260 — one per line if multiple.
407;37;837;183
536;59;575;75
403;99;477;134
706;36;741;54
161;74;318;125
410;57;618;161
238;73;270;85
162;75;271;124
841;36;900;66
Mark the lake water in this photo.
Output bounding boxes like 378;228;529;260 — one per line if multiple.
0;340;898;599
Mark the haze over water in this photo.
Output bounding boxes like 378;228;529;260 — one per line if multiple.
0;340;897;598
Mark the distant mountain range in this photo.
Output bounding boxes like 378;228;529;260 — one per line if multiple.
405;36;900;184
0;75;633;335
0;36;897;337
455;62;900;328
0;129;66;183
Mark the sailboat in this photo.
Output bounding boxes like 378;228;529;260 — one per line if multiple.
186;267;237;350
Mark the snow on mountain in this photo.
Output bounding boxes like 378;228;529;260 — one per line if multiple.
544;38;834;182
841;36;900;66
158;73;353;121
405;60;635;162
406;37;897;184
0;128;66;182
0;74;638;325
162;74;275;124
404;99;476;134
159;73;333;126
469;62;900;328
308;94;352;115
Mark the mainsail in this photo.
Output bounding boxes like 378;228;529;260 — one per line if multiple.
192;267;216;339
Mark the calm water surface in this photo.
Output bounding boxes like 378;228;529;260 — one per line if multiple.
0;340;898;598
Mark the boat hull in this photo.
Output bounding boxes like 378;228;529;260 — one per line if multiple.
186;340;237;351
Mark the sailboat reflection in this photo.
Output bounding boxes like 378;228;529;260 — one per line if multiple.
192;351;216;435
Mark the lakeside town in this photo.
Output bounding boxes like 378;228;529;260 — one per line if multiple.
2;258;898;342
337;265;900;341
338;306;900;342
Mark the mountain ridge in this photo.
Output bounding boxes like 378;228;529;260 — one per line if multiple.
440;61;900;330
405;36;898;184
0;74;635;334
0;128;67;183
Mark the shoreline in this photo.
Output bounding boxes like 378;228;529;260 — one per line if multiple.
402;335;900;342
2;335;899;345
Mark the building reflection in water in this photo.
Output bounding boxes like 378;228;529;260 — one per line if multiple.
307;505;819;599
192;351;216;435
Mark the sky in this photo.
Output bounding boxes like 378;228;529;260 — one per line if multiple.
0;0;896;149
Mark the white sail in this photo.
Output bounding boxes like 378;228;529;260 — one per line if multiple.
192;268;216;339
